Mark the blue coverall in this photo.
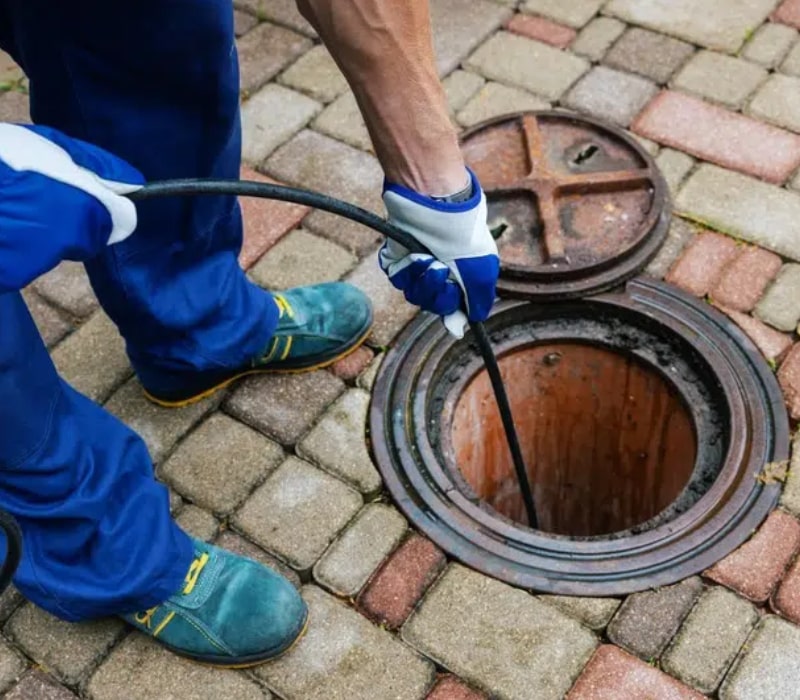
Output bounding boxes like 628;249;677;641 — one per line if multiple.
0;1;279;620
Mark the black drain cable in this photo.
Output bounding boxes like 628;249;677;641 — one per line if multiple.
129;179;539;529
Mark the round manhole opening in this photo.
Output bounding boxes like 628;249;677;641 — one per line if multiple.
449;342;699;537
371;279;788;596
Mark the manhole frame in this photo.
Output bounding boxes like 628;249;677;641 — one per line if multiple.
370;278;789;596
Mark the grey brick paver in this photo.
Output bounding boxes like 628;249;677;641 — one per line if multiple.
676;164;800;262
781;432;800;516
241;83;321;164
645;218;698;279
605;27;695;84
51;311;131;403
782;40;800;76
345;255;419;347
175;504;219;542
465;32;589;100
742;22;797;68
607;577;704;660
224;369;344;445
257;586;434;700
6;605;124;687
313;503;408;597
5;670;78;700
87;634;268;700
605;0;779;53
403;565;597;700
104;377;220;465
265;130;384;254
233;456;362;571
754;264;800;331
237;22;312;95
234;0;315;37
443;70;486;114
33;261;97;318
0;90;30;123
539;596;621;631
22;289;72;348
430;0;513;76
563;66;657;127
279;45;348;103
356;351;384;391
572;17;627;61
521;0;603;28
313;92;372;152
250;228;357;290
719;616;800;700
0;586;24;624
456;82;549;128
161;413;284;514
672;51;767;110
656;148;695;195
662;587;758;694
233;9;257;37
0;642;26;695
297;389;381;494
748;74;800;133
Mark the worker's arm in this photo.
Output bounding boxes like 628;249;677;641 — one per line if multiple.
295;1;465;195
0;124;142;293
296;1;499;333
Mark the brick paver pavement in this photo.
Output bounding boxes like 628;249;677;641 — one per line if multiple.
5;0;800;697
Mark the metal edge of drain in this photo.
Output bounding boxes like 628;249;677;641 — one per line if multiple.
369;277;789;596
460;110;671;301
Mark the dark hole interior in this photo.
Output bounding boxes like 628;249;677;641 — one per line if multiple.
449;342;698;537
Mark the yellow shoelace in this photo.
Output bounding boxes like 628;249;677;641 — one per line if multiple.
133;552;209;637
274;294;295;320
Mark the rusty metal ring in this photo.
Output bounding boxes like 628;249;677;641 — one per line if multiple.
370;278;788;595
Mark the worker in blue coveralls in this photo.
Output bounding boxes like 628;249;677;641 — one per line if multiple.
0;0;499;667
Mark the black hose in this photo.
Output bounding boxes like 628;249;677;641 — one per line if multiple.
0;510;22;595
129;179;539;529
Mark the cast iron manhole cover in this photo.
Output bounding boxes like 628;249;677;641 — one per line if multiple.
462;111;670;299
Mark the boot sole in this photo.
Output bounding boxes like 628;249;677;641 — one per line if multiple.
142;323;372;409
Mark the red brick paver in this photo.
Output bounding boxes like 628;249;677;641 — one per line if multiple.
238;166;309;270
426;675;487;700
712;247;782;312
778;344;800;419
505;14;577;49
705;510;800;603
330;346;374;382
567;646;705;700
665;231;739;297
357;533;446;630
633;90;800;184
772;554;800;624
714;305;793;364
773;0;800;28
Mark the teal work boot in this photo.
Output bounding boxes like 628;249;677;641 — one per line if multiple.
142;282;373;407
122;539;308;667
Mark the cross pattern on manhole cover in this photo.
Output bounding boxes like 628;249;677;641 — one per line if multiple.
461;111;670;299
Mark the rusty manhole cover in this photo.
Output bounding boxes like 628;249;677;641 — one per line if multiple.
462;111;670;300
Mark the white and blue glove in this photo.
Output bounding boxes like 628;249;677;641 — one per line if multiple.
379;168;500;338
0;123;143;293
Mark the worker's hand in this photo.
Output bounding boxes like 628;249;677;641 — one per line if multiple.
0;123;143;293
379;169;499;338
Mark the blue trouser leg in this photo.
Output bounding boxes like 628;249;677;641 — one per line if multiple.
4;0;278;394
0;292;193;621
0;0;278;619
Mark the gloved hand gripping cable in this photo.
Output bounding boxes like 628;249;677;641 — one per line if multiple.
126;178;539;530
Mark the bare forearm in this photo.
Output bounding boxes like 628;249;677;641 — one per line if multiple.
296;0;467;196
